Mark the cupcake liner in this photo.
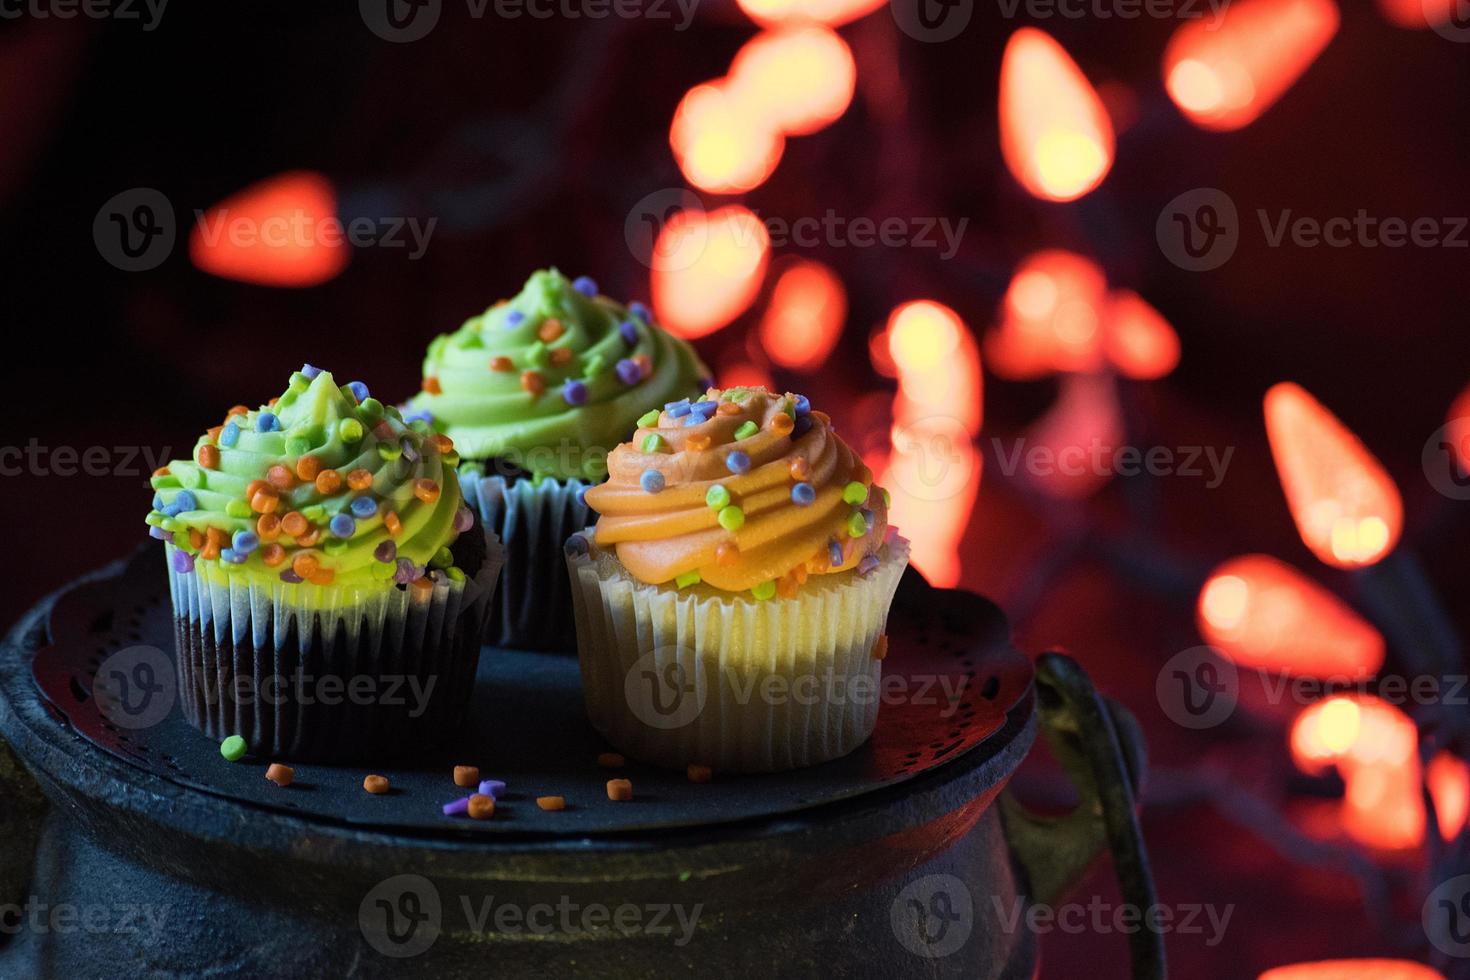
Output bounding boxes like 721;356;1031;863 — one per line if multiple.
461;471;590;651
164;530;502;763
565;532;910;773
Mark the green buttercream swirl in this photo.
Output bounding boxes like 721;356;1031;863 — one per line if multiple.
145;370;468;590
409;268;708;481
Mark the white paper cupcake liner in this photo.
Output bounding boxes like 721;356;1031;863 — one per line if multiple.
461;471;591;651
565;532;910;773
163;530;502;762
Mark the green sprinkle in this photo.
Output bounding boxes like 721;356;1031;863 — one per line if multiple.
723;386;749;402
847;512;866;538
289;371;310;388
430;546;454;569
443;451;461;468
145;511;166;528
678;870;693;883
675;569;702;589
224;500;252;519
301;504;328;523
337;418;364;443
323;539;349;556
285;435;311;457
641;434;666;454
378;442;403;462
782;398;796;420
371;560;396;581
220;735;247;762
842;481;868;505
446;566;465;582
358;398;385;424
882;488;891;507
160;518;182;533
718;505;745;531
638;409;661;427
583;352;606;378
452;330;484;349
706;484;731;509
751;580;776;601
734;420;759;440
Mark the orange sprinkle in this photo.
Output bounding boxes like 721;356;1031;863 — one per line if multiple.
247;479;268;499
428;434;454;455
346;468;372;491
715;541;740;566
717;402;742;416
597;752;625;769
548;347;574;367
280;511;309;537
792;563;809;586
685;433;712;452
633;354;652;376
202;527;226;560
207;426;223;444
197;445;220;469
363;774;390;795
251;489;279;514
453;765;480;787
188;528;204;550
314;469;343;495
538;318;564;342
268;396;279;406
467;794;495;820
414;479;441;504
256;514;282;540
490;356;514;372
769;413;794;436
384;511;402;536
153;466;171;478
606;779;634;802
308;567;335;586
687;764;713;784
788;457;810;481
296;526;322;548
265;763;293;787
521;370;545;396
295;456;321;482
260;543;286;567
536;796;567;811
776;574;800;599
423;376;442;395
227;404;250;419
809;548;831;573
266;464;294;490
372;421;394;442
292;552;320;579
410;577;434;596
872;634;889;661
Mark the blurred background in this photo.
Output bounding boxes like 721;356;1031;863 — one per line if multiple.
4;1;1470;976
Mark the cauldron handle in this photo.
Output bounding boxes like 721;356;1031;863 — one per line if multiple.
999;651;1165;980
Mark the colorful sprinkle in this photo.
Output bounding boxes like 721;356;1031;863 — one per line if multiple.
479;779;506;798
174;490;197;512
829;538;844;567
641;433;666;454
453;506;474;532
706;484;730;509
606;779;634;802
490;356;514;372
301;363;322;380
347;381;370;403
505;310;526;329
629;301;651;322
266;763;294;787
563;380;588;406
858;553;881;577
687;764;713;783
675;569;702;589
219;423;240;449
384;511;402;536
373;540;397;563
573;275;598;296
521;370;545;396
537;796;566;811
411;479;438;503
349;496;377;519
220;735;247;762
686;433;711;451
232;530;259;554
725;451;751;475
347;468;373;490
171;550;195;573
769;413;794;436
278;569;304;584
794;394;811;415
338;418;364;442
716;402;742;416
847;512;867;538
751;580;777;601
734;420;759;440
315;469;343;495
258;515;283;541
640;469;666;494
666;399;692;418
619;319;639;346
260;544;286;567
793;414;814;440
377;442;402;462
616;358;642;385
842;481;867;505
364;774;391;795
295;456;322;481
422;376;442;395
718;505;745;531
791;482;816;506
538;318;565;342
256;413;280;433
441;795;471;815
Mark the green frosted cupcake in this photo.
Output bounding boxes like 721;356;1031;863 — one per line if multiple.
146;368;503;762
408;268;709;651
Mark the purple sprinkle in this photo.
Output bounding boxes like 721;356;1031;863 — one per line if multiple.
683;415;705;427
861;508;875;531
828;538;844;568
374;540;397;563
453;506;475;533
442;796;471;816
572;276;597;296
858;553;880;577
565;533;590;558
615;358;642;385
171;550;194;573
725;450;751;475
220;548;246;564
301;363;322;379
394;558;421;584
640;469;665;494
792;414;813;440
478;779;506;798
793;394;811;415
563;380;588;406
347;381;370;403
400;437;420;463
149;526;171;541
505;310;525;329
619;319;639;346
279;569;304;584
629;301;651;322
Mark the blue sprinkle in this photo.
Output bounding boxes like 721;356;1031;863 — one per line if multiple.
793;394;811;415
301;363;322;379
666;399;692;418
350;496;378;518
161;501;181;517
329;514;356;538
791;482;816;506
219;423;240;449
220;548;248;565
828;539;844;568
572;275;598;296
616;358;642;385
347;381;370;404
862;508;875;531
149;525;170;540
683;414;706;427
478;779;507;798
619;319;639;346
629;301;651;323
725;450;751;475
402;409;433;425
175;490;197;512
689;400;718;419
172;550;195;573
152;492;164;510
256;412;280;433
792;414;813;440
232;530;259;554
563;380;589;406
505;310;525;329
640;469;666;494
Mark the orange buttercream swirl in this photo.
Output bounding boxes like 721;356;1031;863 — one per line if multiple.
585;387;890;594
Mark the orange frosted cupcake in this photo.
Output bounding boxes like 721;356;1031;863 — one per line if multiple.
565;386;909;772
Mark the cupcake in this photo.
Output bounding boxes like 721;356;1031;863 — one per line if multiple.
409;268;708;651
144;368;502;762
566;387;910;773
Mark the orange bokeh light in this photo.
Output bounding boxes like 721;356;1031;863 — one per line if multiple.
758;260;847;371
728;26;856;137
718;360;776;392
1265;383;1403;569
189;171;348;287
1197;554;1384;678
1021;372;1124;500
987;250;1109;378
734;0;885;27
1103;290;1180;380
670;81;784;195
887;300;982;436
1259;961;1446;980
1376;0;1462;28
1163;0;1339;131
999;28;1115;202
651;205;770;340
1444;382;1470;476
1429;752;1470;841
